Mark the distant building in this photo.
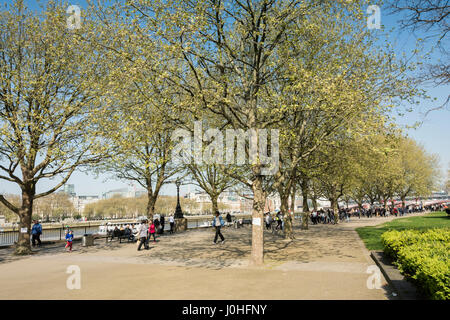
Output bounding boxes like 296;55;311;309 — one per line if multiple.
102;187;147;199
102;188;129;199
63;184;76;197
72;195;100;214
135;190;147;198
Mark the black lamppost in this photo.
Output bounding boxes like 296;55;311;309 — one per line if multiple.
174;180;184;218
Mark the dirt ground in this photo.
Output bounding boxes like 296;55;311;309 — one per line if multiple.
0;214;419;300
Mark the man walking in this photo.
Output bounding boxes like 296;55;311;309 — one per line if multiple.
212;211;225;244
169;215;175;234
265;213;271;230
137;220;149;251
160;214;165;234
31;220;42;247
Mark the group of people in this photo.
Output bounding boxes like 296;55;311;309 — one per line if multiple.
108;215;176;239
136;215;176;251
310;210;337;224
309;202;448;224
34;220;72;252
30;202;447;253
265;211;284;231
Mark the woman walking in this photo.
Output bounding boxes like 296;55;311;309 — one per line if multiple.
212;211;225;244
148;220;157;242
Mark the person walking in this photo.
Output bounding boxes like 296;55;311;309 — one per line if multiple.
169;215;175;234
148;221;157;242
154;218;161;234
65;230;74;252
137;220;149;251
276;212;283;230
265;213;271;230
212;211;225;244
31;220;42;247
226;212;232;226
160;215;165;234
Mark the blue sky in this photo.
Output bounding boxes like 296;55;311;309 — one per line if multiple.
0;0;448;197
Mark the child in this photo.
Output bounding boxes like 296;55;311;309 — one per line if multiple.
65;230;74;252
148;221;156;242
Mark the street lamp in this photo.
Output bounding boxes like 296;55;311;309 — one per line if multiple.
174;180;184;218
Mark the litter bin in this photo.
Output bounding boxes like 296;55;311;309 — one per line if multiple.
82;234;94;247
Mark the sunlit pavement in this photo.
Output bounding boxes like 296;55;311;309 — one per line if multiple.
0;214;424;300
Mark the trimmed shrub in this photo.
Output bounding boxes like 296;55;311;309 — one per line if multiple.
381;228;450;300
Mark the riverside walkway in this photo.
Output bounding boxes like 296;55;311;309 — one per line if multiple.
0;214;425;300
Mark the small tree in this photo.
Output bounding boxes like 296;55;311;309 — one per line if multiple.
0;1;107;254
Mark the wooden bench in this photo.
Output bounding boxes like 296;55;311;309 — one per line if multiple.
118;233;135;243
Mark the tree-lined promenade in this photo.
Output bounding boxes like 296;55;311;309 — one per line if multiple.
0;0;443;264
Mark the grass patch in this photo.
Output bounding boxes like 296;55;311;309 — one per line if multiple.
356;211;450;251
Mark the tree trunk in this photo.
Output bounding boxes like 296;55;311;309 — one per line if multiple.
211;194;219;214
280;193;293;239
330;196;338;224
401;195;406;213
284;185;295;239
301;179;309;230
290;185;296;214
358;202;363;212
312;196;318;211
146;191;156;221
251;174;265;266
15;189;34;255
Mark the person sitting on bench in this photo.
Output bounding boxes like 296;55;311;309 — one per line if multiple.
111;227;121;240
124;226;134;241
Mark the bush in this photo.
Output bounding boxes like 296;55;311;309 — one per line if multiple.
381;228;450;300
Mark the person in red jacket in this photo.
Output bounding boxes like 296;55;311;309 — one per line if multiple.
148;221;157;243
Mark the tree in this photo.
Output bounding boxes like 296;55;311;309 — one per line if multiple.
103;0;424;265
83;195;200;218
0;1;107;254
315;140;355;223
87;0;184;221
186;163;234;214
0;194;20;223
394;136;439;209
33;192;76;221
446;163;450;193
390;0;449;105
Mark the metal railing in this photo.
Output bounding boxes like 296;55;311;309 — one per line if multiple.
0;225;99;247
0;214;253;247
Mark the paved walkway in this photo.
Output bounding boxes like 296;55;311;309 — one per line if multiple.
0;214;424;299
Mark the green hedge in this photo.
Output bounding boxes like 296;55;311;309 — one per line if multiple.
381;228;450;300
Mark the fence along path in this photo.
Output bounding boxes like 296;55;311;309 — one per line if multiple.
0;214;252;246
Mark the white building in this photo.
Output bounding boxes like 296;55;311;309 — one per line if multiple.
72;195;100;214
102;187;147;199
